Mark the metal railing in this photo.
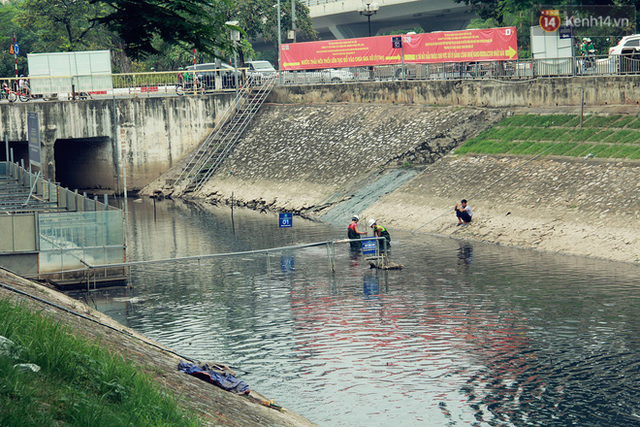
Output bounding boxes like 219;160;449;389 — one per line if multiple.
0;67;250;101
278;53;640;85
2;54;640;102
173;74;277;194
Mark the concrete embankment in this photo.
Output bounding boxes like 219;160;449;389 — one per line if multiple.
143;102;639;265
144;104;503;211
0;269;317;427
362;154;639;264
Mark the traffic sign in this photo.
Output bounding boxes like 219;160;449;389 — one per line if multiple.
361;238;378;255
392;36;402;49
279;212;292;228
9;44;14;55
281;255;295;273
14;43;19;55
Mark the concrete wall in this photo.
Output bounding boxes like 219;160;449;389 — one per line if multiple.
270;75;640;107
0;94;234;192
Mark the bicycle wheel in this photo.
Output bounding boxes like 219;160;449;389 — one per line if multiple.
7;92;17;103
176;85;184;96
19;92;30;102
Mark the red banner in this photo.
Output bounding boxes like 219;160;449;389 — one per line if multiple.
280;27;517;71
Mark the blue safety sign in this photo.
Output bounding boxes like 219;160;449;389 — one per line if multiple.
361;238;377;255
279;212;292;228
281;255;295;273
392;36;402;49
13;43;19;55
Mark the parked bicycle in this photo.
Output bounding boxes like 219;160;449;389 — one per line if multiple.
2;83;31;103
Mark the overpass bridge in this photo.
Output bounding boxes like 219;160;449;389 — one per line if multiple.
304;0;475;40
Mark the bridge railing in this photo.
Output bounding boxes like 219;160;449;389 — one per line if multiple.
0;68;249;101
2;54;639;101
278;53;640;85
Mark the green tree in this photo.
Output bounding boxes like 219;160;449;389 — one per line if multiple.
16;0;114;52
259;0;317;45
0;2;38;77
96;0;235;59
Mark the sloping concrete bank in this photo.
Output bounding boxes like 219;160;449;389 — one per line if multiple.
0;269;317;427
361;154;639;264
142;103;639;264
142;104;503;213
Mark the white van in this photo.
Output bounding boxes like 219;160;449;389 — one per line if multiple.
246;60;277;80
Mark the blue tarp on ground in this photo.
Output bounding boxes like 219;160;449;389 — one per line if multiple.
178;361;250;394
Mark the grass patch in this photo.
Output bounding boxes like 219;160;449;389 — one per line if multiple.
586;130;615;142
527;114;577;127
582;115;622;127
518;142;557;155
499;115;530;126
562;116;582;127
603;130;640;144
513;127;540;141
527;128;568;141
499;126;530;141
611;115;636;128
0;299;203;427
459;114;640;159
472;127;503;141
615;145;640;159
545;142;579;156
455;140;493;154
508;141;537;154
563;143;597;157
622;117;640;129
491;127;520;139
485;141;521;153
564;128;599;141
589;144;625;158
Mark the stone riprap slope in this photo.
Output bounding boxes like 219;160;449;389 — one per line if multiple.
189;104;503;212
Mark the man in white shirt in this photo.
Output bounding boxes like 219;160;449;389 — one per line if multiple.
455;199;473;226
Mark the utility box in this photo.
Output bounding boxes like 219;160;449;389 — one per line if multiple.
530;25;574;75
27;50;113;96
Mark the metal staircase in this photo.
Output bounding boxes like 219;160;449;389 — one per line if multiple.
173;74;277;195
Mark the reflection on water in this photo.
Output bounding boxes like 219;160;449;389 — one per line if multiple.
76;198;640;427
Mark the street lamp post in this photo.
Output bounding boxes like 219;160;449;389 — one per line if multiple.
357;0;379;37
226;21;240;94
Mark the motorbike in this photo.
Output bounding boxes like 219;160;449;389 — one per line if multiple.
583;48;596;70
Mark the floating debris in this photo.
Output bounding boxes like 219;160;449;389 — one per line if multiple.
367;258;404;270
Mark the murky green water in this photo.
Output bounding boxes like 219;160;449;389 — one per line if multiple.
75;198;640;427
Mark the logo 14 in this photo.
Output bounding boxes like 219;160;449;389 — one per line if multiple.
540;9;561;32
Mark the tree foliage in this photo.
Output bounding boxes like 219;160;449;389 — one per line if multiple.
16;0;113;52
0;0;315;75
95;0;234;59
454;0;640;58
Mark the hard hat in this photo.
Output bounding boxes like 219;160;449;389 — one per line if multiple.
352;215;359;221
368;219;376;227
586;38;591;42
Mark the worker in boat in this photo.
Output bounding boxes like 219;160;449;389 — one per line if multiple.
454;199;473;226
368;219;391;251
347;215;367;251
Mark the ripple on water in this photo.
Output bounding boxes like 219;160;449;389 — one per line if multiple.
82;200;640;427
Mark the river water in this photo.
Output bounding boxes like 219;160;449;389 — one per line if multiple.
75;198;640;427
